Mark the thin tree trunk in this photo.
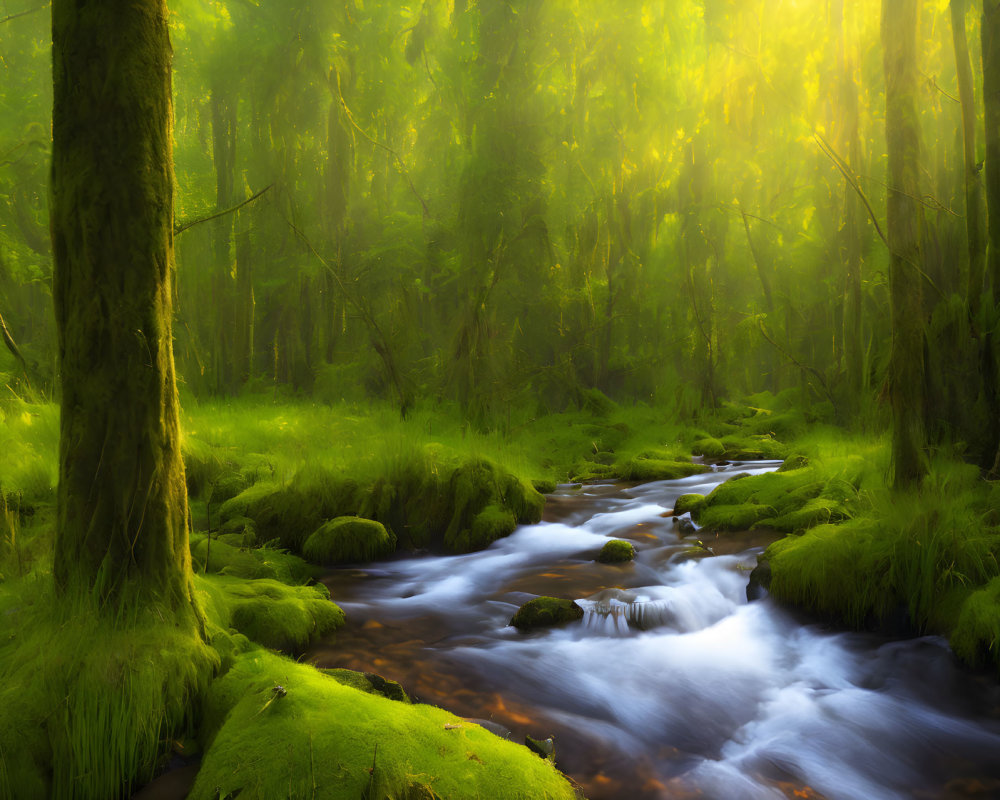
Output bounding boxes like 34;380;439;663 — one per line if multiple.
882;0;928;488
952;0;986;317
51;0;196;608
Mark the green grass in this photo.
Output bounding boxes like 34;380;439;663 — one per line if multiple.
0;580;217;799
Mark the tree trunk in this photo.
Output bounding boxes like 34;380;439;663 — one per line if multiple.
882;0;928;487
51;0;196;610
952;0;986;317
982;0;1000;470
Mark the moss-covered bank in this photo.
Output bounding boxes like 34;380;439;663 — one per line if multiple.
190;649;580;800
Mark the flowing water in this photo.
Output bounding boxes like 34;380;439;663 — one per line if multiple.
307;462;1000;800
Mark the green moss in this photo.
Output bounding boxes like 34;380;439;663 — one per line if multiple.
192;534;277;580
950;578;1000;670
619;458;710;482
466;505;517;550
195;574;344;653
597;539;635;563
697;503;775;530
532;478;558;494
673;493;704;516
190;650;579;800
321;668;411;703
763;496;850;532
510;597;584;630
303;516;396;565
778;454;810;472
692;437;725;458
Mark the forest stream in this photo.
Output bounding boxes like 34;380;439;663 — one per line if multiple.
307;463;1000;800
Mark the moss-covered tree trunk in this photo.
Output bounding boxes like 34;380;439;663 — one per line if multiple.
882;0;928;487
982;0;1000;471
51;0;196;611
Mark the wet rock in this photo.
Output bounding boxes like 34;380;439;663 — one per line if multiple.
673;516;696;534
597;539;635;563
321;667;410;703
510;597;584;630
746;558;771;601
464;718;513;740
525;734;555;763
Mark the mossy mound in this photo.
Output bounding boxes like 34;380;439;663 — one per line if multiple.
321;668;411;703
190;534;313;584
673;493;705;516
196;574;344;653
190;650;580;800
510;597;584;630
221;454;544;555
694;464;858;534
691;433;787;461
597;539;635;563
618;458;710;482
764;477;1000;641
532;478;558;494
303;516;396;565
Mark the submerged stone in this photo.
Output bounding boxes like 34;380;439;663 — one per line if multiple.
510;597;584;630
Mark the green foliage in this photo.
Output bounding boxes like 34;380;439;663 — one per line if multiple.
950;578;1000;670
190;649;579;800
303;516;396;565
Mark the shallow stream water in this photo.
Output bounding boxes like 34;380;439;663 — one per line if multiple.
307;462;1000;800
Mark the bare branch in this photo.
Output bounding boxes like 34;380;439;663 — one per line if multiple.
0;3;48;24
173;184;272;236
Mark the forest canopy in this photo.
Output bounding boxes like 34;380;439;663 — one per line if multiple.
1;0;984;442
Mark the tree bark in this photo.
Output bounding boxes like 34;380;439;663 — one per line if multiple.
51;0;196;609
982;0;1000;470
952;0;986;318
882;0;928;488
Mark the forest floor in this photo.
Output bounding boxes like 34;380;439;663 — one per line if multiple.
0;389;998;798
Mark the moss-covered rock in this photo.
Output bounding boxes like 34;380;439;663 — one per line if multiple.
510;597;584;630
321;668;411;703
465;505;517;551
532;478;558;494
697;503;775;531
619;458;710;482
303;516;396;565
190;650;580;800
673;493;704;516
778;454;810;472
195;574;344;653
692;437;726;459
597;539;635;563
